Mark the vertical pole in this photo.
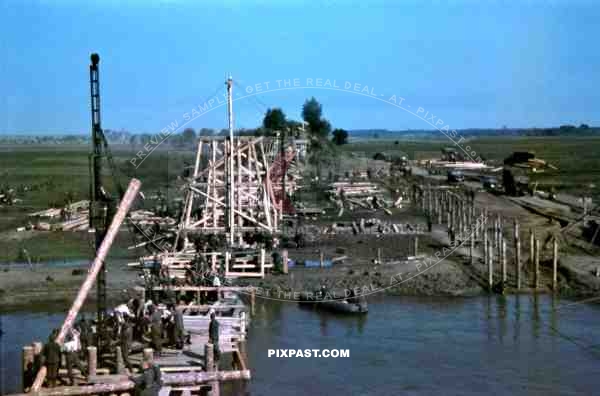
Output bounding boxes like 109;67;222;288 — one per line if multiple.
413;236;419;257
282;249;289;274
488;239;493;290
227;76;235;246
501;239;507;283
553;238;558;291
470;225;474;265
514;220;521;290
87;346;97;378
116;346;125;374
320;251;324;268
251;288;256;316
205;343;219;396
529;229;535;284
484;223;488;266
535;239;540;289
377;248;382;265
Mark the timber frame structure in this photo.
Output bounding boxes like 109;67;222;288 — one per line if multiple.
177;136;282;249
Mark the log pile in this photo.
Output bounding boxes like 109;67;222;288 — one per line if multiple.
325;218;425;235
328;181;396;216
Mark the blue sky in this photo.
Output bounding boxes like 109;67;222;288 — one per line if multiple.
1;0;599;134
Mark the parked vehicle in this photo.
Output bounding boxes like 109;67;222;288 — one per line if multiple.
447;170;464;183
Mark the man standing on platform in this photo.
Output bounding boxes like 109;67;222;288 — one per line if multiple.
41;329;61;388
208;310;220;369
63;328;86;385
149;305;163;356
120;317;134;373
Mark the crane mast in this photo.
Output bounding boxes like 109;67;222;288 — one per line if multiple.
88;53;114;350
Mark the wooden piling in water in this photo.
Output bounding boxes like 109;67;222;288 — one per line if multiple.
251;288;256;316
483;223;488;266
87;347;97;378
514;220;521;290
488;239;493;290
553;238;559;291
529;229;535;275
534;239;540;289
501;239;507;283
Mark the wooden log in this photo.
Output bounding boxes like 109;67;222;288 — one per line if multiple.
251;288;255;316
11;371;251;396
553;238;559;291
31;179;142;391
87;347;97;378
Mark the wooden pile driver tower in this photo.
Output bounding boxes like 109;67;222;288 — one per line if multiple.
164;77;299;279
178;135;283;247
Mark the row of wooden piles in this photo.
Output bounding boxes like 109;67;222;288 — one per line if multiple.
415;184;561;292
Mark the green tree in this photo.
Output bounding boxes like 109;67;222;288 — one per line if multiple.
199;128;214;136
331;128;349;145
182;128;196;146
302;97;322;131
262;108;287;132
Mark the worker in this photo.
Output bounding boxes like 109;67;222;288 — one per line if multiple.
171;303;185;349
63;328;86;385
23;362;35;392
149;305;163;356
209;272;221;301
130;357;163;396
208;310;220;368
76;315;92;360
120;318;134;373
41;329;61;388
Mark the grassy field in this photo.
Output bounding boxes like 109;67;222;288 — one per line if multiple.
0;145;194;262
1;137;599;262
342;136;600;198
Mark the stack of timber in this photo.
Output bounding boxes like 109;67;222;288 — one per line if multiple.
326;218;425;235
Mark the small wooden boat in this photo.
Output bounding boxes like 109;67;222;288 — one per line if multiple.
298;292;368;314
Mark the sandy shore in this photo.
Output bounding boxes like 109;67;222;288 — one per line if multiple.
0;260;139;312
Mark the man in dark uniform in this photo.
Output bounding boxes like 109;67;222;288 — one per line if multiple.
149;305;163;356
171;303;185;349
208;311;220;368
120;318;134;373
130;357;162;396
41;329;61;387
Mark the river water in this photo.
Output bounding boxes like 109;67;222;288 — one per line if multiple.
2;294;600;395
